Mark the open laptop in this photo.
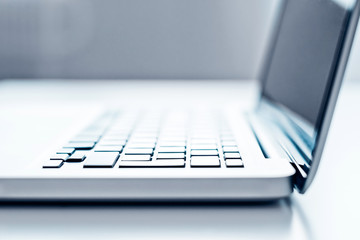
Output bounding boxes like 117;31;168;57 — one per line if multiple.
0;0;359;201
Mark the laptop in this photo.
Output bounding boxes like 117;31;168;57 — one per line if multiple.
0;0;359;201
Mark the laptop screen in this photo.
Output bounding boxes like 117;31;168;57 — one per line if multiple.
258;0;359;192
261;0;351;142
262;0;350;130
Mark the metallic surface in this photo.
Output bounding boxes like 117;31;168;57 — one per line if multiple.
0;80;295;200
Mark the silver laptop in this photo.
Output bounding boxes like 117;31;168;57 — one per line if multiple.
0;0;359;201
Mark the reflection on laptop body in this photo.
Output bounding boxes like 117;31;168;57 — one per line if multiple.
0;0;359;200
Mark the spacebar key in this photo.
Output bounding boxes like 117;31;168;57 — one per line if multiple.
119;160;185;167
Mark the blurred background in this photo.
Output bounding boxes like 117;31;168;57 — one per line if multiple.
0;0;359;81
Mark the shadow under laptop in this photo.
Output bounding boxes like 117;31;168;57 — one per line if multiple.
0;197;312;240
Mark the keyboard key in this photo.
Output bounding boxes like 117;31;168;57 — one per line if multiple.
224;152;241;159
76;133;102;139
98;140;126;146
191;150;218;156
64;142;95;150
100;136;127;141
220;133;233;138
124;148;153;155
191;156;220;167
222;141;237;146
222;147;239;153
121;155;151;161
191;139;217;144
67;151;87;162
191;137;216;142
105;130;129;135
104;130;129;135
225;159;244;167
83;152;119;168
56;148;75;155
221;137;236;141
156;153;185;159
128;138;157;143
119;159;185;167
153;160;185;167
190;134;217;143
131;133;158;138
94;145;123;152
50;154;69;161
159;137;187;142
126;143;155;149
158;141;186;147
103;131;128;135
77;131;102;135
69;136;101;142
43;160;63;168
81;127;103;133
155;158;184;162
158;147;185;153
191;144;217;150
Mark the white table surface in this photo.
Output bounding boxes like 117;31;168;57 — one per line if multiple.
0;79;359;240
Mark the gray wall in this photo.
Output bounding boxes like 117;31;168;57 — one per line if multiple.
0;0;280;79
0;0;358;81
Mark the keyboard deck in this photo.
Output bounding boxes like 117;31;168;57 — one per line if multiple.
43;111;244;169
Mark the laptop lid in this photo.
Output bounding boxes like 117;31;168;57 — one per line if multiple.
254;0;360;193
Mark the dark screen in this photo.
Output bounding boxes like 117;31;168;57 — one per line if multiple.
262;0;349;126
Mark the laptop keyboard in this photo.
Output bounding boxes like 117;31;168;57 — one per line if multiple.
43;111;244;169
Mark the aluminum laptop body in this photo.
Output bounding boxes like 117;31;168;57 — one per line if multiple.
0;0;358;201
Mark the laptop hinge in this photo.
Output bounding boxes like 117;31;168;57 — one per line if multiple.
247;111;310;191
